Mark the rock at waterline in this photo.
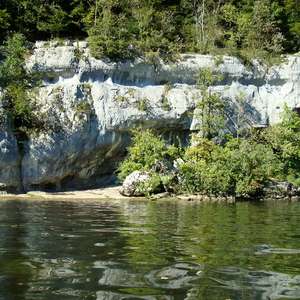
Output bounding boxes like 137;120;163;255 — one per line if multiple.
120;171;162;197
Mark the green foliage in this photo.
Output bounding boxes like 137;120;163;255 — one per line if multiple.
0;34;40;130
74;43;85;61
114;95;129;104
265;106;300;186
87;0;180;60
135;172;162;197
118;129;178;181
0;9;10;39
195;69;225;139
119;107;300;198
197;68;217;89
225;138;280;196
0;0;299;60
0;34;28;86
136;98;150;112
37;4;68;37
161;96;171;111
179;137;233;195
161;83;172;111
75;101;92;114
179;136;280;197
87;2;134;60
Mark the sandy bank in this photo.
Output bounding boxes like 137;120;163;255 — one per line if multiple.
1;186;298;203
0;186;235;203
0;186;133;201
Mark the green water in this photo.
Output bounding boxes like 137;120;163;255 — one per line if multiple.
0;200;299;300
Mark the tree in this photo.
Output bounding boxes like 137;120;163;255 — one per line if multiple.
195;68;225;140
241;0;284;55
87;0;137;59
0;34;39;129
266;106;300;186
225;92;249;139
0;9;10;39
37;3;69;37
118;129;179;180
69;0;90;34
283;0;300;51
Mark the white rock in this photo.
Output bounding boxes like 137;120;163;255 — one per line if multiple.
1;42;300;191
120;171;152;197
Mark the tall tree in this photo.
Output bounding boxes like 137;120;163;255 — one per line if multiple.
37;3;69;37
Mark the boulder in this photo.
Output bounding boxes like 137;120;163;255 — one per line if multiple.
152;159;175;174
263;180;300;198
120;171;162;197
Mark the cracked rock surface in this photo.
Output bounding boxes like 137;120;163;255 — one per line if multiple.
1;41;299;192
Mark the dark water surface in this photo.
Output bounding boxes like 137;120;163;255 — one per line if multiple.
0;199;299;300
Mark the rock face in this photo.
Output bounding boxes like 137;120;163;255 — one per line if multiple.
0;40;300;192
0;132;21;192
0;107;21;192
263;181;300;198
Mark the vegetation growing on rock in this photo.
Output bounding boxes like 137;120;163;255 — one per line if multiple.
0;1;299;62
119;105;300;198
0;34;41;132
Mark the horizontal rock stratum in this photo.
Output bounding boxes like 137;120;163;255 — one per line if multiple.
1;40;300;192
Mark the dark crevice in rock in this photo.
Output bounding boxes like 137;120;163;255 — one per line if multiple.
14;129;28;193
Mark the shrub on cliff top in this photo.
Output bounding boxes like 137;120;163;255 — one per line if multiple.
0;33;41;131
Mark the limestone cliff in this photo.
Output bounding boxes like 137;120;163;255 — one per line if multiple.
0;40;299;192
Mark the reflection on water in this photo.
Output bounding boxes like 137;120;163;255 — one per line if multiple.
0;200;299;300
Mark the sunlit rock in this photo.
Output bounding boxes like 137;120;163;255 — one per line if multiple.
1;41;300;191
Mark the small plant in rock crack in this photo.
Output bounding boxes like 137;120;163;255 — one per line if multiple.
75;101;92;115
159;83;173;111
163;83;173;94
161;95;171;111
136;97;150;112
74;41;85;62
127;88;136;98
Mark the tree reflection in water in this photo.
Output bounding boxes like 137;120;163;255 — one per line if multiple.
0;200;299;300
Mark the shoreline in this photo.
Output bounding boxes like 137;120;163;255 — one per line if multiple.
0;186;134;201
0;186;299;203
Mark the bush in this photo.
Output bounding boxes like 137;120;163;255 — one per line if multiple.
224;138;280;196
265;106;300;186
135;172;162;197
179;137;280;197
0;34;41;131
118;107;300;198
179;137;233;195
118;129;179;181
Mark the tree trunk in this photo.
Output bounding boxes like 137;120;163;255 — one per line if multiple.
201;0;205;44
94;0;98;26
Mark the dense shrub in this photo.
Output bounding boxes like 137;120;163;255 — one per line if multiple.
0;34;41;131
117;129;179;181
179;137;280;197
179;138;233;195
1;1;299;61
118;106;300;198
265;107;300;186
225;138;281;196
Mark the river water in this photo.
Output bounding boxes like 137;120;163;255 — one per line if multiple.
0;199;299;300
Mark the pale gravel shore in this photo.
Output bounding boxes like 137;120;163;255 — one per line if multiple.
0;186;138;201
0;186;220;203
0;186;235;203
1;187;295;203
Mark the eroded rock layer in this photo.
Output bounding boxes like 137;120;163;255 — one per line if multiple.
1;40;299;191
